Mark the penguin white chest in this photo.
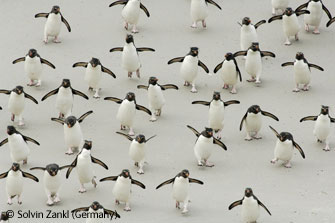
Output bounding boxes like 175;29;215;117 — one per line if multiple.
241;197;260;222
172;177;189;202
77;152;94;184
56;87;73;116
24;56;42;80
305;2;322;26
85;64;102;89
314;115;331;141
272;0;289;10
64;123;83;148
112;177;131;202
117;100;136;127
240;25;258;50
190;0;209;22
180;56;198;83
8;93;25;116
8;134;30;162
283;15;300;37
194;135;213;160
148;85;165;110
129;141;145;162
245;113;262;133
122;0;140;25
220;60;238;85
294;60;310;85
6;171;23;196
122;44;140;72
245;51;261;77
86;209;103;223
44;172;62;195
45;13;62;37
274;140;294;161
208;101;225;130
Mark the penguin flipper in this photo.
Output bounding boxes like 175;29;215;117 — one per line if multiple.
322;4;332;20
116;131;134;141
109;47;124;52
91;156;108;170
101;66;116;78
40;58;56;69
34;13;49;18
136;47;155;52
104;97;123;104
22;135;40;146
293;141;305;159
156;178;175;189
0;90;11;95
326;17;335;27
261;51;275;58
296;10;310;16
233;59;242;82
213;138;227;150
72;62;88;68
0;138;8;146
192;101;210;106
104;209;121;219
100;176;118;182
41;88;59;101
66;157;78;179
330;117;335;123
160;84;179;90
308;63;324;71
61;14;71;32
22;171;39;182
295;2;308;12
140;3;150;17
213;61;223;73
12;57;25;64
186;125;201;137
30;167;46;171
59;165;72;170
261;111;279;121
224;100;240;107
0;171;8;179
198;60;209;73
72;89;89;100
233;51;247;57
206;0;222;10
135;104;152;115
239;113;247;131
268;15;283;23
24;93;38;104
269;126;280;138
189;178;204;185
257;199;272;216
109;0;128;7
137;85;149;90
78;110;93;123
51;118;65;125
131;179;146;189
167;57;184;64
145;135;157;142
228;199;243;210
71;207;90;213
300;116;318;122
254;20;266;29
281;62;294;67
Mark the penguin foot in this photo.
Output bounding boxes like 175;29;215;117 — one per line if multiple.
271;158;278;164
65;148;74;155
78;188;86;193
292;88;300;92
137;169;144;174
115;200;120;205
272;8;276;15
136;69;140;78
197;162;204;166
317;139;322;143
11;114;15;122
124;22;129;30
284;40;291;46
128;72;133;78
302;86;309;91
18;121;25;126
53;196;61;203
124;205;131;211
313;28;320;34
181;208;189;214
191;87;198;93
253;134;262;140
27;80;37;86
323;146;330;151
53;36;61;43
92;177;97;188
47;199;54;206
176;201;180;209
255;80;261;84
184;81;190;86
223;84;229;89
155;109;161;116
93;94;100;99
230;88;237;94
191;22;197;28
129;128;135;136
295;34;299;41
23;159;27;165
202;20;207;28
205;162;214;167
88;87;93;91
284;162;292;168
305;24;309;32
244;136;253;141
247;78;256;82
7;198;13;205
35;81;41;87
131;25;139;33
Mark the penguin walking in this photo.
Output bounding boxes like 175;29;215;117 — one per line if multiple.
41;79;89;118
240;105;279;141
110;34;155;78
269;126;305;168
66;141;109;193
268;7;310;45
192;92;240;139
12;49;56;87
190;0;221;28
104;92;151;136
213;52;242;93
168;47;210;93
30;163;70;205
109;0;150;33
73;58;116;99
156;169;203;214
300;105;334;151
0;212;9;222
187;125;227;167
0;126;40;165
228;188;272;223
35;5;71;43
234;42;275;84
100;169;146;211
281;52;324;92
272;0;289;15
0;163;39;205
239;17;266;51
116;132;156;174
296;0;332;34
0;86;38;126
137;77;178;121
51;111;93;155
71;201;120;222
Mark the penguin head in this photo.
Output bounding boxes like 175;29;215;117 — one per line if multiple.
126;34;134;44
126;92;135;102
295;52;305;60
83;140;92;150
244;188;253;197
62;79;71;88
284;7;294;16
250;42;259;52
28;49;37;58
46;163;60;176
249;105;261;114
0;212;9;221
11;163;20;172
212;92;221;101
189;47;199;57
135;134;146;143
311;0;319;2
242;17;251;25
321;105;329;115
91;201;102;211
225;52;234;61
51;5;60;14
279;132;293;142
202;127;213;138
65;116;77;128
181;169;190;178
7;126;17;135
13;86;24;95
90;58;101;68
149;77;158;85
121;169;130;178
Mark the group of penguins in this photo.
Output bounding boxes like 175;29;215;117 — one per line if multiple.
1;0;335;222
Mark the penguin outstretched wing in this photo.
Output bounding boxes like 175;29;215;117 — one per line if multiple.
109;0;128;7
0;171;8;179
167;57;184;64
281;62;294;67
101;66;117;78
139;3;150;17
254;20;266;29
261;110;279;121
71;88;89;100
326;17;335;27
145;135;157;142
321;3;332;20
300;115;318;122
198;60;209;73
295;2;309;12
40;58;56;69
135;104;152;115
192;100;210;106
60;13;71;32
104;96;123;104
136;47;155;52
109;47;124;52
308;63;324;71
24;92;38;104
269;125;281;138
0;89;11;95
35;13;49;18
66;157;78;179
268;15;283;23
21;171;39;182
295;9;310;16
224;100;240;107
233;51;247;57
205;0;222;10
104;208;121;219
213;61;223;73
189;178;204;185
22;135;40;145
51;118;65;125
239;112;248;131
159;84;179;90
260;51;276;58
228;199;243;210
41;88;59;101
12;57;26;64
186;125;201;137
71;207;90;213
72;62;88;68
77;110;93;123
292;140;305;159
213;138;227;150
116;131;134;141
254;195;272;215
91;156;109;169
30;167;46;171
137;85;149;90
131;179;146;189
100;175;119;182
0;138;8;146
156;178;175;189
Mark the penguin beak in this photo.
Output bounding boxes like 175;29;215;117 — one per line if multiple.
67;123;72;128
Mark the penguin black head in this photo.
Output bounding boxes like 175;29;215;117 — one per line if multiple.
135;134;146;143
62;79;71;88
284;7;294;16
244;188;253;197
91;201;102;211
51;5;60;14
126;92;135;102
225;52;234;61
279;132;293;142
189;47;199;57
28;49;37;58
11;163;20;172
13;86;24;95
90;58;101;68
295;52;305;60
181;169;190;178
0;212;9;221
65;116;77;128
7;126;17;135
202;127;213;138
121;169;130;178
149;77;158;85
83;140;92;150
248;105;261;114
250;42;260;52
46;163;60;176
212;92;221;101
321;105;329;115
126;34;134;44
242;17;251;25
311;0;319;2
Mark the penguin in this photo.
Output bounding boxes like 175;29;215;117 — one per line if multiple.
0;163;39;205
66;141;109;193
51;111;93;155
239;17;266;51
272;0;289;15
234;42;275;83
137;77;178;121
190;0;221;28
0;86;38;126
168;47;210;93
240;105;279;141
110;34;155;78
187;125;227;167
71;201;121;222
12;49;56;87
0;126;40;164
296;0;332;34
281;52;324;92
41;79;89;118
300;105;335;151
228;188;272;223
268;7;310;45
213;52;242;93
116;131;156;174
100;169;146;211
192;92;240;139
35;5;71;43
156;169;203;214
109;0;150;33
30;163;70;205
104;92;151;136
0;212;9;222
73;58;116;99
269;126;305;168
